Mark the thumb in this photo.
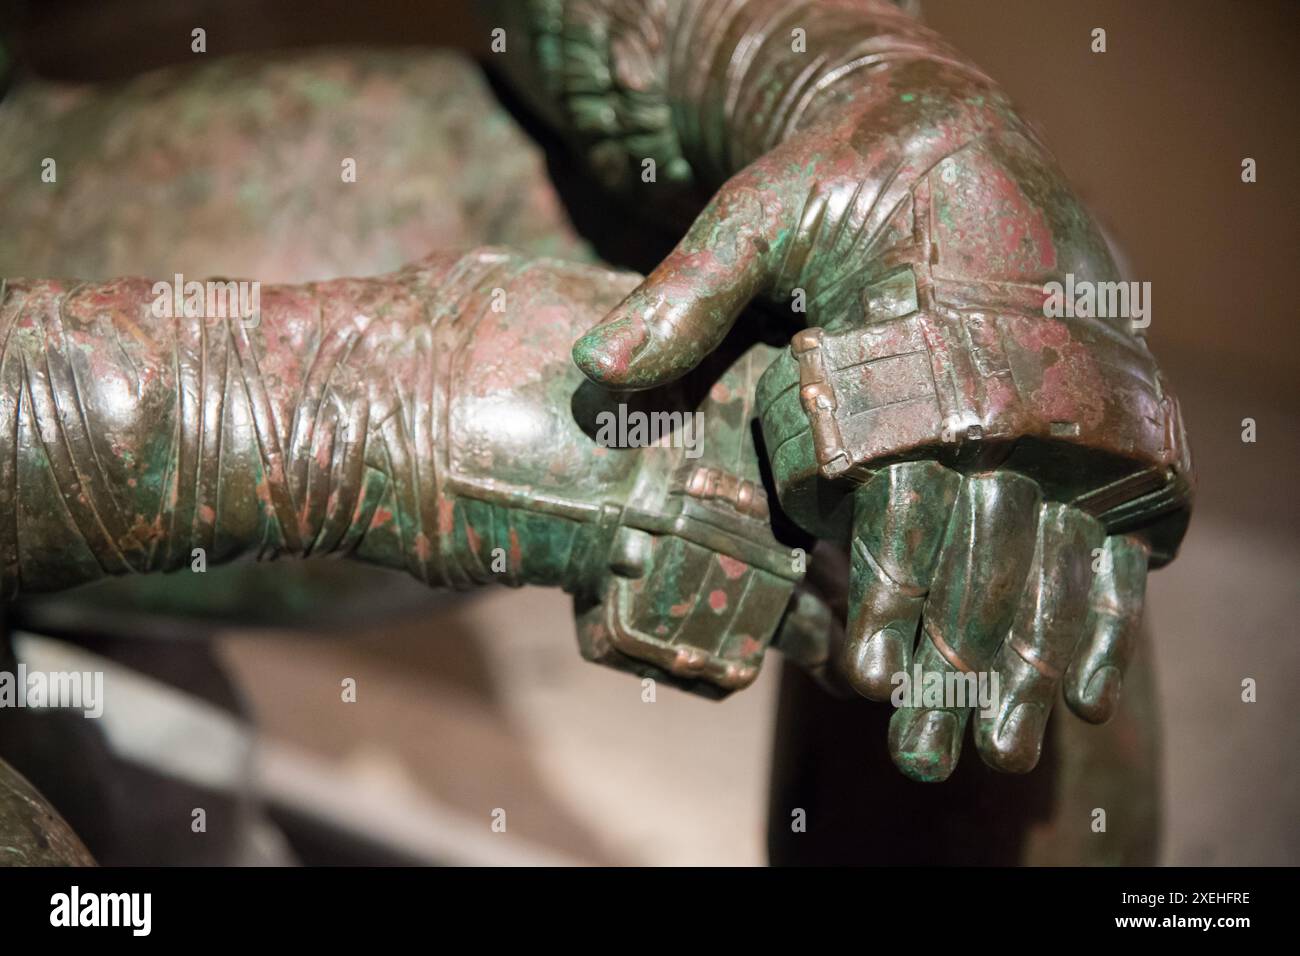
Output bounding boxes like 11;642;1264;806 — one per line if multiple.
572;180;787;390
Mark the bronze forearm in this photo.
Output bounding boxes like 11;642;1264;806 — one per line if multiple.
488;0;944;195
0;251;804;696
0;251;637;596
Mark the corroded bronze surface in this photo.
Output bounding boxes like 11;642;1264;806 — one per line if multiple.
0;251;801;695
0;49;588;641
497;0;1194;780
0;50;589;283
0;754;95;866
0;1;1196;792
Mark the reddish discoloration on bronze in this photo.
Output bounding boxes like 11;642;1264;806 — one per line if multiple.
717;554;748;580
0;51;589;283
508;526;523;569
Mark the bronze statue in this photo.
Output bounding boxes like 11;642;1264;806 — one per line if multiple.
0;0;1192;863
0;254;808;694
493;0;1192;780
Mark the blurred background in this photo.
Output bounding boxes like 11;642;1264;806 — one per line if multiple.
0;0;1295;865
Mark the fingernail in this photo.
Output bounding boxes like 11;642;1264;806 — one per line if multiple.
1081;665;1122;722
987;702;1046;774
889;709;960;782
844;626;905;700
573;314;648;384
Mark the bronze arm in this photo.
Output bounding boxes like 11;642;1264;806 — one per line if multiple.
0;250;806;695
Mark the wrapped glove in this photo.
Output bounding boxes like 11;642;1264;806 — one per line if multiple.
0;250;807;696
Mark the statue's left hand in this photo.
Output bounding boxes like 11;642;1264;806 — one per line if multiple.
564;5;1192;779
